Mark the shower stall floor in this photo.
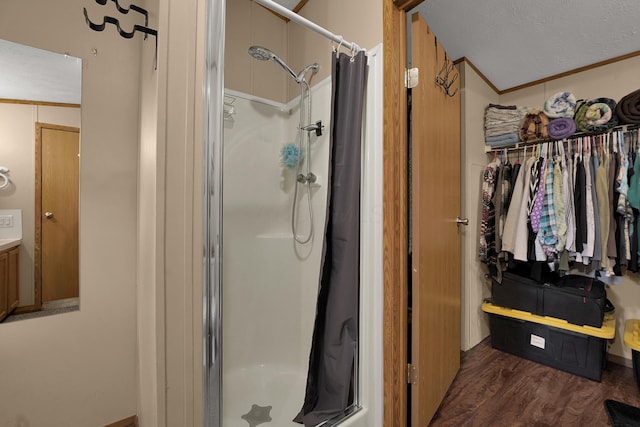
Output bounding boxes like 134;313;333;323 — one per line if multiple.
223;363;307;427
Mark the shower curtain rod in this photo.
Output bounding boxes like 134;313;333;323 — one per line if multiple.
254;0;364;53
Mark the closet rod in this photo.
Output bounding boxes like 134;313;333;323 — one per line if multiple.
484;124;640;153
254;0;364;53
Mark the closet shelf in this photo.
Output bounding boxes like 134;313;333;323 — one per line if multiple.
484;123;640;153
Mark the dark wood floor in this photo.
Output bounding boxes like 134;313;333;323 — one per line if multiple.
429;338;640;426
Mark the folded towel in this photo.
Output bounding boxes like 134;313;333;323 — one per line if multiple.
520;110;549;142
574;98;618;133
488;103;517;110
485;106;529;140
615;88;640;124
544;91;577;118
547;117;576;139
485;133;520;147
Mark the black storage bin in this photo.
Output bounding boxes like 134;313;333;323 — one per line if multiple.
492;272;606;328
488;313;607;381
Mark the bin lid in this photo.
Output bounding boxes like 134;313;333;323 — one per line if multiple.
623;319;640;351
482;302;615;339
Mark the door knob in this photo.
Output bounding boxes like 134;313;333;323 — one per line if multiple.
45;212;54;219
456;217;469;226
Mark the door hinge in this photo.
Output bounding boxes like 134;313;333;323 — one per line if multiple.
405;67;419;88
407;363;418;384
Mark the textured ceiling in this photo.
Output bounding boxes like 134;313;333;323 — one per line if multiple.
415;0;640;91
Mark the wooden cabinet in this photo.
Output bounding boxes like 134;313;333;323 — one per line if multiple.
0;246;19;322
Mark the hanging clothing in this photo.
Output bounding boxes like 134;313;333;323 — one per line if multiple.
574;154;587;254
513;157;536;261
479;157;501;277
481;127;640;278
554;153;567;253
596;147;610;269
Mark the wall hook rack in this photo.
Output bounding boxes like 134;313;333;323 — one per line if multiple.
94;0;150;39
83;3;158;69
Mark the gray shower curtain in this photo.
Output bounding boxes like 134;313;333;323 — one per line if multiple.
294;50;367;426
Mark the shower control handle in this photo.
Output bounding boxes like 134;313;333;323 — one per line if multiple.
45;212;54;219
313;120;324;136
297;173;317;184
302;120;324;136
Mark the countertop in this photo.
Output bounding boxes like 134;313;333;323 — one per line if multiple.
0;238;21;252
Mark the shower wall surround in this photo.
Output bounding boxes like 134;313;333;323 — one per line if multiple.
222;77;331;426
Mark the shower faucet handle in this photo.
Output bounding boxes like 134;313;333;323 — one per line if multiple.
302;120;324;136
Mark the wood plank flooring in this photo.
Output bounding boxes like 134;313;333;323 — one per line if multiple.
429;338;640;426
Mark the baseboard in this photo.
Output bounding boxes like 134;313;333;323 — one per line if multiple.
608;353;633;369
104;415;138;427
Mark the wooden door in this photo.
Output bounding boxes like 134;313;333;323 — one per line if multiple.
36;123;80;303
410;12;462;426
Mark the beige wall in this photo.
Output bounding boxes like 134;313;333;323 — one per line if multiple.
288;0;382;99
459;64;500;351
152;0;205;425
225;0;288;102
225;0;382;103
464;56;640;361
0;0;141;425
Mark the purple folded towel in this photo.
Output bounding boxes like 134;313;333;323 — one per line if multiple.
547;117;576;139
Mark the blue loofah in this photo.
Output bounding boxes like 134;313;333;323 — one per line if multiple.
280;143;304;168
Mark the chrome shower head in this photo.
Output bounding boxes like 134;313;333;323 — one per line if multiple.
248;45;273;61
248;46;319;84
248;45;298;82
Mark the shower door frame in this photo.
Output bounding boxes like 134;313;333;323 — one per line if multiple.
203;0;225;426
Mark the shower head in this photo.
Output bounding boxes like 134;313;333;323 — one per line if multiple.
247;45;273;61
248;45;319;84
248;45;298;82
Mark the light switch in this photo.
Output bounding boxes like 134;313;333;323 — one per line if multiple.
0;215;13;227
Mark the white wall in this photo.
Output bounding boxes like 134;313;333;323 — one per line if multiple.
463;56;640;361
0;0;141;424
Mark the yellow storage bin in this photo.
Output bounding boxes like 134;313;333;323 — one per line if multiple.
482;302;615;339
623;319;640;391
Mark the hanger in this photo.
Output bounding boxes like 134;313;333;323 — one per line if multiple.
434;38;458;97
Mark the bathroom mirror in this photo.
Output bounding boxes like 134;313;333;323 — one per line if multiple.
0;38;82;323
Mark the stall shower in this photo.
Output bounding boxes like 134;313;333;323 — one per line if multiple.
205;1;384;426
220;47;330;425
